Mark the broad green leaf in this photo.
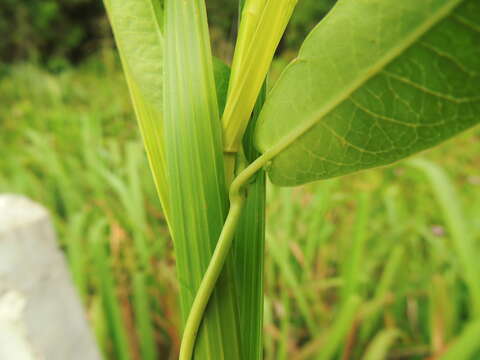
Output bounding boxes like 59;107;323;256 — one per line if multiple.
164;1;242;359
255;0;480;186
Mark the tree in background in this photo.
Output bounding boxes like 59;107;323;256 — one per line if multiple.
0;0;335;67
0;0;107;67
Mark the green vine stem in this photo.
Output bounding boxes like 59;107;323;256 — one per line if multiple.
179;162;262;359
179;122;306;359
178;197;245;360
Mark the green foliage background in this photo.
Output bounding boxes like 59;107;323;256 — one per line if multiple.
0;0;334;65
0;0;107;67
1;1;480;359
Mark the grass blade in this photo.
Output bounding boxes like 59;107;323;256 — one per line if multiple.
341;193;371;303
360;245;404;342
223;0;298;153
440;320;480;360
232;85;267;360
408;158;480;318
164;1;242;358
90;220;132;360
363;329;402;360
65;212;89;300
317;296;361;360
104;0;171;227
266;230;319;334
132;273;158;360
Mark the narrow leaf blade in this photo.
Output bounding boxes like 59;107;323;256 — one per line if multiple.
232;86;267;360
104;0;171;224
164;1;242;358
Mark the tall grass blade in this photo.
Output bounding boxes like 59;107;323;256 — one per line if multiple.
232;86;267;360
363;329;402;360
304;181;336;281
90;295;109;359
430;275;457;354
267;230;318;334
341;193;371;302
164;0;242;358
360;245;404;341
408;158;480;318
223;0;298;153
90;219;132;360
440;320;480;360
104;0;171;227
132;273;158;360
317;296;361;360
65;212;89;300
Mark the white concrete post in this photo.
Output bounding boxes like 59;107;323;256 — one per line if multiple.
0;195;101;360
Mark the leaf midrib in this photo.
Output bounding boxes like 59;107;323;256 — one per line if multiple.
260;0;463;157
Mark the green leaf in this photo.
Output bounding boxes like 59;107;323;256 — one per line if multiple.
222;0;298;152
106;1;243;358
90;220;132;360
408;158;480;317
163;1;242;359
232;85;267;360
363;329;402;360
440;320;480;360
105;0;227;228
104;0;171;226
213;57;231;114
108;0;164;109
255;0;480;186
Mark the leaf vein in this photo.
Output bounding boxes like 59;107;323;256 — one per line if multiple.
381;70;480;103
419;41;478;76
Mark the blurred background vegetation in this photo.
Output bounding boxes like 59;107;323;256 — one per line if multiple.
1;1;480;359
0;0;334;67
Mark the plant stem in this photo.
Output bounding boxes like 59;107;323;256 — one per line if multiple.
179;196;246;360
180;121;298;358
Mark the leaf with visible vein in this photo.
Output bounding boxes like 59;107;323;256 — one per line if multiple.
232;84;267;360
222;0;298;153
255;0;480;186
104;0;171;225
164;0;242;358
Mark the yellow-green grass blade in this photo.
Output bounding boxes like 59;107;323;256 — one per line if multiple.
90;219;132;360
317;296;361;360
103;0;171;228
363;329;402;360
132;272;159;360
360;245;405;342
228;0;267;96
222;0;298;153
408;158;480;318
164;0;242;358
232;85;267;360
440;320;480;360
341;193;371;303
